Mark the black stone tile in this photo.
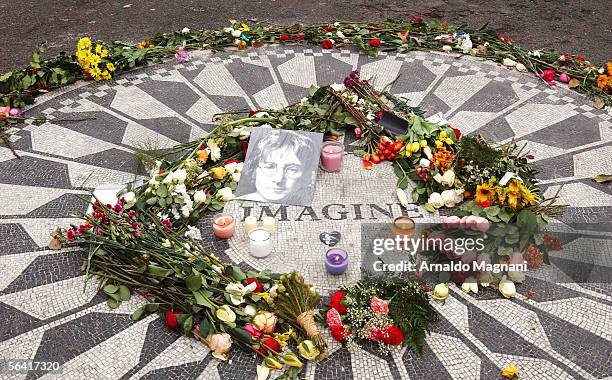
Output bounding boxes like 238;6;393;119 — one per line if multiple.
455;80;519;114
0;156;72;188
315;55;353;89
524;114;601;150
475;116;516;141
138;80;201;116
533;154;574;180
0;301;41;342
403;340;451;380
0;223;39;255
24;193;88;218
58;111;128;145
391;60;437;93
74;148;141;175
316;347;353;380
139;357;212;380
1;250;83;295
227;60;274;97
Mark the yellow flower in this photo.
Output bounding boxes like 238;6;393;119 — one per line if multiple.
100;48;109;58
444;138;453;145
101;70;111;80
501;364;519;379
520;185;538;206
106;62;116;72
77;36;92;51
419;140;427;147
263;357;283;370
608;62;612;76
281;353;303;368
475;183;495;203
435;140;443;148
273;327;296;349
95;44;103;55
297;340;320;360
137;40;155;49
240;23;250;32
197;149;208;163
439;130;447;139
508;179;521;193
496;186;507;205
433;283;449;302
410;141;420;153
211;167;227;180
507;191;520;209
236;40;247;50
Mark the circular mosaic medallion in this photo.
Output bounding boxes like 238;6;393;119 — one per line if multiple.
1;45;610;380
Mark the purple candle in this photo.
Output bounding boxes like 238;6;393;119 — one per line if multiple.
320;141;344;172
326;248;348;275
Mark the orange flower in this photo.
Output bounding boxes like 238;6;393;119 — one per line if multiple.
607;62;612;76
596;74;608;90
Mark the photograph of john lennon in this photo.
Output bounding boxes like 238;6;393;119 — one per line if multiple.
235;127;323;206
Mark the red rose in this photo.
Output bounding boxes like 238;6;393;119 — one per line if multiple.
410;17;424;23
368;38;381;47
224;159;239;166
539;69;555;82
322;26;337;32
497;35;505;40
322;38;334;49
330;325;350;343
449;125;461;140
279;34;291;42
239;139;249;156
164;310;181;330
329;290;348;314
248;109;257;116
244;278;264;293
380;326;404;345
258;336;281;354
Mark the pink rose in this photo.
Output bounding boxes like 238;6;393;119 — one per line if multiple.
538;69;555;84
442;215;461;229
473;216;490;232
509;252;525;265
370;296;389;316
244;323;262;338
558;73;571;83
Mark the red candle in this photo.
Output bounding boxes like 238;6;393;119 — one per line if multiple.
212;214;235;239
320;141;344;172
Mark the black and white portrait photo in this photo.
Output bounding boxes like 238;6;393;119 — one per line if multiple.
235;127;323;206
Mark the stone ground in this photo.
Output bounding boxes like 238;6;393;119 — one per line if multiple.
1;45;612;379
1;0;612;72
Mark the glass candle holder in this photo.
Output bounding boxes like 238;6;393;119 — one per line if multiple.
325;248;348;275
320;141;344;172
212;214;235;239
392;216;415;239
248;228;273;258
262;216;276;233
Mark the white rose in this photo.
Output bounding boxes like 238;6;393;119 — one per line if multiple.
207;139;221;161
300;97;309;105
502;58;517;67
173;169;187;183
225;162;238;173
193;190;207;203
336;31;345;39
454;188;465;204
441;190;458;208
461;277;479;293
442;45;452;52
515;63;527;72
433;173;443;183
499;276;517;298
224;27;234;33
419;158;431;167
441;169;455;187
122;191;136;208
459;36;472;53
423;146;433;159
231;29;242;38
429;192;443;208
235;162;244;173
330;83;345;92
244;304;257;317
218;187;235;202
232;172;241;182
181;27;190;33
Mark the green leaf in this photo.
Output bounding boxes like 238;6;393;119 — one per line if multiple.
192;290;214;308
517;209;537;231
498;208;512;223
130;306;145;321
226;265;246;281
145;303;160;312
156;184;168;197
424;203;435;213
103;284;119;294
118;285;131;301
199;318;212;338
107;291;121;302
107;298;120;309
484;206;500;217
182;316;194;336
146;196;158;205
228;327;253;344
186;274;202;291
412;189;419;202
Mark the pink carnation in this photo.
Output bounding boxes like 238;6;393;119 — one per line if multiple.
326;307;343;329
370;296;389;316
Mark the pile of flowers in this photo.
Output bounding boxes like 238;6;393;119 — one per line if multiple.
76;36;116;81
63;197;326;379
326;278;437;356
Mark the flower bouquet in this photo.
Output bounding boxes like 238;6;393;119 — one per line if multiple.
326;277;437;356
62;198;322;377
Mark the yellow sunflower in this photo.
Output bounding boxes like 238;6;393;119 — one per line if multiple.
519;184;539;206
507;190;520;209
475;183;495;204
597;74;609;90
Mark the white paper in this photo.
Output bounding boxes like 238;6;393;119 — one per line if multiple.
499;172;522;186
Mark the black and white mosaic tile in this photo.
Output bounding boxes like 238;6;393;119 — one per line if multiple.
0;45;610;379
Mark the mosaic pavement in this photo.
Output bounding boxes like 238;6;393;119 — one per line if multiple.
1;45;611;379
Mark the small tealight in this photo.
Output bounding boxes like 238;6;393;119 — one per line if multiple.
244;216;258;234
262;216;276;233
248;228;273;258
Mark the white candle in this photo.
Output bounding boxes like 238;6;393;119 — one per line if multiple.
248;228;273;258
262;217;276;233
244;216;257;234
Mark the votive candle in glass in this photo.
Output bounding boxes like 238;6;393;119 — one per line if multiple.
262;216;276;233
244;216;258;234
325;248;348;275
320;141;344;172
392;216;415;239
248;228;273;258
212;214;235;239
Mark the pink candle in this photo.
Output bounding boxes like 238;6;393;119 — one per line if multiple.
320;141;344;172
212;214;235;239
